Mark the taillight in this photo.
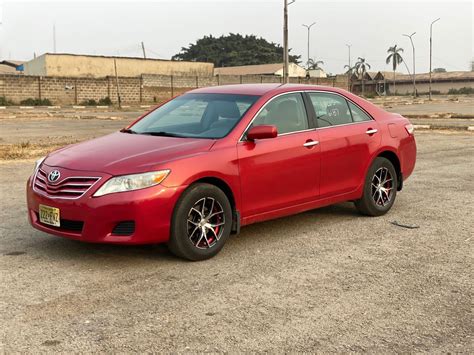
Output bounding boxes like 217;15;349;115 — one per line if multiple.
405;124;414;135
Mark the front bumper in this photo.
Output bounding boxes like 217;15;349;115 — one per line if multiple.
26;174;186;245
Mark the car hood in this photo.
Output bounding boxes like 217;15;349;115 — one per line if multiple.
45;132;216;175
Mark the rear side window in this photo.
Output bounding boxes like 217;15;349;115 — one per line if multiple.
348;101;372;122
308;92;352;127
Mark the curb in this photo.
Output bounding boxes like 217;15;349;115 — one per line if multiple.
414;124;474;132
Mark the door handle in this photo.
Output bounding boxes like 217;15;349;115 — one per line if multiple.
303;140;319;147
366;128;378;135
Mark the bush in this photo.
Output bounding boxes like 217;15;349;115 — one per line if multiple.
80;97;112;106
0;96;15;106
20;98;52;106
80;99;97;106
98;97;112;105
447;87;474;95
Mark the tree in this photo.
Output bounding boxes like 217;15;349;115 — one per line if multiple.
354;57;371;96
433;67;446;73
172;33;301;67
386;45;404;94
308;59;324;70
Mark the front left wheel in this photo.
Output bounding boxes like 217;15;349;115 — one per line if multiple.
168;183;233;261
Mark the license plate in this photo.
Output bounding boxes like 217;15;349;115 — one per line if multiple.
39;204;60;227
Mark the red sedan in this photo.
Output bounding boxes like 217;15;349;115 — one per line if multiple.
27;84;416;260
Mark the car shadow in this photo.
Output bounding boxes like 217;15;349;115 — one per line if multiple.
25;202;360;262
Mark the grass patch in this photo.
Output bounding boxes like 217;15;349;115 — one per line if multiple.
0;139;80;160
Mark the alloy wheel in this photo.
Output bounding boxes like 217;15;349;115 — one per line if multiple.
371;167;393;207
187;197;225;249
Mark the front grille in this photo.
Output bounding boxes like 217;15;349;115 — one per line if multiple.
36;213;84;233
34;168;100;199
112;221;135;236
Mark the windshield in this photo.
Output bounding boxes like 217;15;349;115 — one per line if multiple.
130;93;260;139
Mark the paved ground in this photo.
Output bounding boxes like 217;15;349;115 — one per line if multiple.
0;131;472;352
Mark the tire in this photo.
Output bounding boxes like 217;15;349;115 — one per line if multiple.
168;183;233;261
355;157;398;216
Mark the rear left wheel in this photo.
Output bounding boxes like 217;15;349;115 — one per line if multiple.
355;157;398;216
168;183;232;261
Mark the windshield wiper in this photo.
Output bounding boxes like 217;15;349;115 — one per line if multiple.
141;131;185;138
120;128;137;134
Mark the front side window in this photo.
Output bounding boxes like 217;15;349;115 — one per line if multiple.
308;92;352;127
251;93;309;135
131;93;259;139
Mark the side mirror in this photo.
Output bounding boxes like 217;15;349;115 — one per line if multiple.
247;125;278;141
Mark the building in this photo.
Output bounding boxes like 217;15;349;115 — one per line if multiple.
22;53;214;78
307;68;327;78
0;60;24;74
214;63;307;77
351;71;474;95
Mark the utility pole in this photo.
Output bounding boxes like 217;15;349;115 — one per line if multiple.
53;23;57;53
302;22;316;70
429;18;440;101
141;41;147;59
403;32;416;97
346;44;352;70
113;59;122;109
283;0;295;84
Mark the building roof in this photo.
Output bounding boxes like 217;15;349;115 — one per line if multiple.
0;60;25;68
214;63;288;76
374;71;404;81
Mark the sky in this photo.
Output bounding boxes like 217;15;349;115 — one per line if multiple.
0;0;472;74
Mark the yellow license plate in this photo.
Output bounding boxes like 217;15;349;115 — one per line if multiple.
39;204;60;227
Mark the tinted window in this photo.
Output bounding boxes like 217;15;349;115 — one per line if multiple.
131;93;259;139
251;93;308;134
308;92;352;127
348;101;372;122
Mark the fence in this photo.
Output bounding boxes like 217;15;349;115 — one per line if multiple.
0;73;349;105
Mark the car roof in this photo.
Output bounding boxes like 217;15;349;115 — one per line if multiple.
187;83;349;96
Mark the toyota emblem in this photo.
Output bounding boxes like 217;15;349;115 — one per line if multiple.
48;170;61;183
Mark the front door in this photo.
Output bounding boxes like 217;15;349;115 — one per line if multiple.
237;92;320;218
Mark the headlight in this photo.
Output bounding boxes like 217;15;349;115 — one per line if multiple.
33;157;46;174
93;170;170;197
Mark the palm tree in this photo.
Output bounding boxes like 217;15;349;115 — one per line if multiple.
354;57;371;96
386;45;404;94
308;59;324;70
344;64;355;75
344;65;356;91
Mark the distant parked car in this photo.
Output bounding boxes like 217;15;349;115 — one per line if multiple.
27;84;416;260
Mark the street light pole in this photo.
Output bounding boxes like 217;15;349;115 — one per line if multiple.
403;32;417;97
302;22;316;70
345;44;352;70
283;0;295;84
429;18;440;101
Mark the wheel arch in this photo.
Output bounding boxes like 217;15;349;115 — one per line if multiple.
192;176;240;233
376;150;403;191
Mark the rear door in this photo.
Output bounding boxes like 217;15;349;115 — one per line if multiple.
237;92;320;217
306;92;381;198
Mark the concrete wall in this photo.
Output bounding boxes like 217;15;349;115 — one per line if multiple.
0;73;349;105
23;54;214;78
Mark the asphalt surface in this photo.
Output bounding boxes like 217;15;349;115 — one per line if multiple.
0;131;473;352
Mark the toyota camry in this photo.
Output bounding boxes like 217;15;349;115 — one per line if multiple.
27;84;417;260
